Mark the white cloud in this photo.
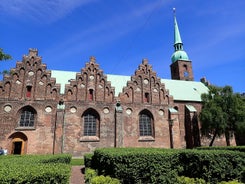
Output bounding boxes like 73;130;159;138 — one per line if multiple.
42;1;170;59
0;0;97;23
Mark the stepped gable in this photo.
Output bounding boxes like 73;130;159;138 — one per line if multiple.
0;49;60;101
119;59;173;105
64;56;115;102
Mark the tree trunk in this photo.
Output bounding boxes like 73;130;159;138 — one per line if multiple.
225;130;231;146
209;130;217;147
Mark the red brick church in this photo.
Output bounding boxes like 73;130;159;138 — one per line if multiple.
0;15;234;156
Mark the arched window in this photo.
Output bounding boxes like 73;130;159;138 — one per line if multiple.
83;109;100;137
139;110;154;136
18;106;36;128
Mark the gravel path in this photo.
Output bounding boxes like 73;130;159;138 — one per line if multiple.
70;166;85;184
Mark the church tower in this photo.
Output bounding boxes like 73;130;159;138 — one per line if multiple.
170;9;194;81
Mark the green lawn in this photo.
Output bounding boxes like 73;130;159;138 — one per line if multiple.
70;158;84;166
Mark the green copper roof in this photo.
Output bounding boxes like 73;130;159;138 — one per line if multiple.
51;70;208;102
51;70;76;94
50;70;130;96
161;79;209;102
172;11;189;63
107;74;130;96
174;16;182;45
171;50;189;63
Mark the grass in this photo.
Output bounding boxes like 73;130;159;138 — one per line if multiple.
70;158;84;166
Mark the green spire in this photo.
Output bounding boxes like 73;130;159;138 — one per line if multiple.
171;8;189;63
174;9;182;45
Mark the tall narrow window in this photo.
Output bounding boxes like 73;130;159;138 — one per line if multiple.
139;111;153;136
84;113;97;136
144;92;149;103
88;89;93;100
18;107;35;127
26;86;32;98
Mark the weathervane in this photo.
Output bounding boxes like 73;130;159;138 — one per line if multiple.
173;7;176;16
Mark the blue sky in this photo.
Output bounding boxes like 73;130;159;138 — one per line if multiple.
0;0;244;93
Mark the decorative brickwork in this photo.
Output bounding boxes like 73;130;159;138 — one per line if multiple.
0;50;234;156
119;59;172;105
0;49;59;155
64;56;115;103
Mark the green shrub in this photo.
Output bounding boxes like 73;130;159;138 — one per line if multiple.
91;175;120;184
178;150;245;183
85;168;97;183
39;154;71;164
196;146;245;152
218;180;242;184
177;176;206;184
92;148;180;183
84;153;94;168
0;154;71;184
85;168;120;184
90;148;245;184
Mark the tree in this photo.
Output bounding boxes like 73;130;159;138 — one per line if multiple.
200;85;245;146
0;48;12;76
0;48;12;61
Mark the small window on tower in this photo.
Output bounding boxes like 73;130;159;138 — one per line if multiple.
26;86;32;98
184;71;189;77
183;64;188;70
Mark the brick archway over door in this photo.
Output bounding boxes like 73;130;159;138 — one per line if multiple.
9;132;28;155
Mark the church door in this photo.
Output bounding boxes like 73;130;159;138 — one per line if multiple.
13;141;22;154
9;132;28;155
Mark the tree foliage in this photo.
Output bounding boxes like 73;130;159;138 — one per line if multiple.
0;48;12;76
0;48;12;61
200;85;245;146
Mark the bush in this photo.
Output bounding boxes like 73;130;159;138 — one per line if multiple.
84;153;94;168
196;146;245;152
0;154;71;184
219;180;242;184
178;150;245;183
91;175;120;184
90;148;245;183
177;176;206;184
85;168;120;184
85;168;97;183
92;148;180;183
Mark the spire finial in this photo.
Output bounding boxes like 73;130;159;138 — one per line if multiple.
173;8;182;47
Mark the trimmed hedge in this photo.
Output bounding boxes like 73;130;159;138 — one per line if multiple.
0;154;71;184
88;148;245;184
84;153;93;168
85;168;120;184
178;150;244;183
196;146;245;152
90;148;180;183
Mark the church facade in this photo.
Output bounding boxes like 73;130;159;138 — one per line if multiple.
0;16;234;156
